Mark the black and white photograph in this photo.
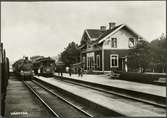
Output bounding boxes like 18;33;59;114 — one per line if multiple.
0;1;166;118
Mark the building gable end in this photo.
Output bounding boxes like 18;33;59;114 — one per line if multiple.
80;30;91;46
99;24;125;43
98;24;143;44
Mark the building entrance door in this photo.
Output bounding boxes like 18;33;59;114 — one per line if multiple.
120;57;128;72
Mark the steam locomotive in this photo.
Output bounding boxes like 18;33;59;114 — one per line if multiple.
12;57;33;80
13;56;56;79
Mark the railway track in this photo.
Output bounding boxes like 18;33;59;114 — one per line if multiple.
23;80;94;118
34;76;166;117
54;76;166;109
5;77;55;118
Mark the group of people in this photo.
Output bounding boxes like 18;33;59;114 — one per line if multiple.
66;66;83;77
77;67;83;77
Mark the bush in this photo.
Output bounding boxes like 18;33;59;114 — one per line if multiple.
116;71;165;83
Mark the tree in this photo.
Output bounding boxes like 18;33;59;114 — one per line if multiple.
149;33;167;72
61;42;81;66
127;39;150;72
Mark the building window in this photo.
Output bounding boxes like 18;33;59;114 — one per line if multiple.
82;56;86;69
96;55;100;68
111;38;117;48
110;54;119;68
90;57;95;70
129;38;135;48
86;52;95;70
87;57;90;69
82;56;86;63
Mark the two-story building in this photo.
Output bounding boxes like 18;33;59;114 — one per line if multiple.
79;22;143;72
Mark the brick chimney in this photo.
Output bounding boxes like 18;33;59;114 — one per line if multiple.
109;22;116;30
100;26;106;31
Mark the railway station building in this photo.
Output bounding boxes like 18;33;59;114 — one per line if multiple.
79;22;143;72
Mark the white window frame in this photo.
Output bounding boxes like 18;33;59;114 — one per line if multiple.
87;57;89;69
128;38;135;48
96;55;100;68
110;54;119;68
88;57;90;69
111;38;117;48
82;56;85;63
87;52;95;70
90;56;95;70
83;56;86;69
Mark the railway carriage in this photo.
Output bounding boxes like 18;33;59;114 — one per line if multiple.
33;57;56;77
0;42;9;116
55;61;65;76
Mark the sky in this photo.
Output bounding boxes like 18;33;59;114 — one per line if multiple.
1;1;166;63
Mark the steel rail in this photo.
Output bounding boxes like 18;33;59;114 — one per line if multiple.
56;78;166;109
32;80;94;117
23;81;61;118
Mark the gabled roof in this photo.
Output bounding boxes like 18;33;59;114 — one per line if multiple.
79;29;104;48
81;24;143;46
86;29;104;39
82;25;122;44
96;24;122;43
98;24;144;44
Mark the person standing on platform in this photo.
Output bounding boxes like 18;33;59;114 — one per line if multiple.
69;67;72;77
78;67;81;77
60;66;63;77
60;71;63;77
66;66;69;73
80;67;83;77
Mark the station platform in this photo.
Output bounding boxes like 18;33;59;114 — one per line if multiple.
35;75;165;117
5;76;54;118
54;73;166;97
